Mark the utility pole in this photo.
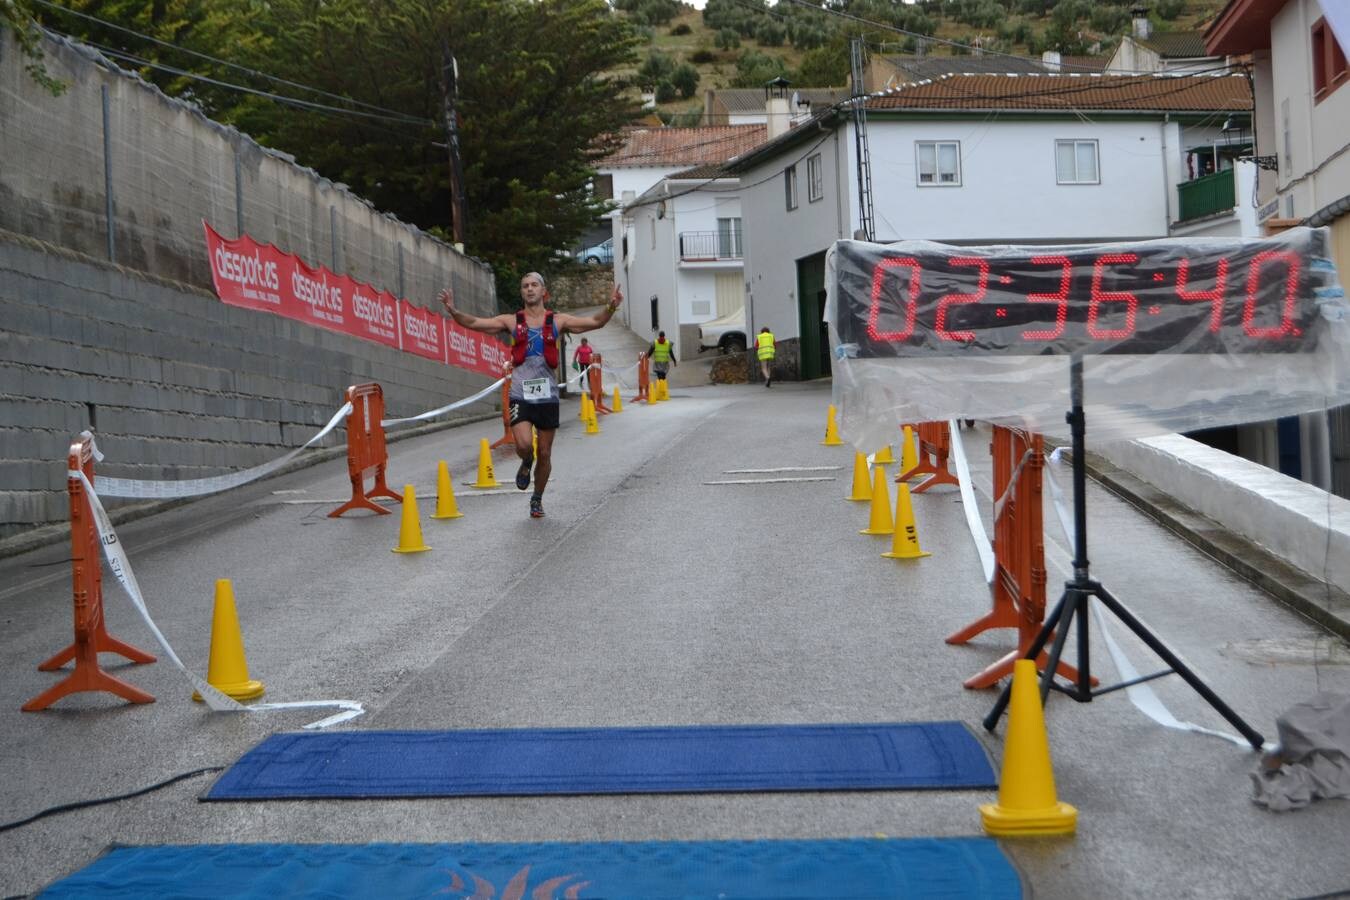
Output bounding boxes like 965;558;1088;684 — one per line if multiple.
441;42;466;248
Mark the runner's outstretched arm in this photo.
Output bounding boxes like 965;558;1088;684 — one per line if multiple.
558;284;623;333
438;288;512;335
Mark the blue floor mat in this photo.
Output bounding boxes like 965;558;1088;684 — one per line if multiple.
40;838;1022;899
204;722;996;799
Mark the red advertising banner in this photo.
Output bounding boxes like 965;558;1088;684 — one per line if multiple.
204;222;504;375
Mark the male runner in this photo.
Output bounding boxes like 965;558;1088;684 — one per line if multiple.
439;273;623;518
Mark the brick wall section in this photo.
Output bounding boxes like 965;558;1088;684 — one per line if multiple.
0;231;499;544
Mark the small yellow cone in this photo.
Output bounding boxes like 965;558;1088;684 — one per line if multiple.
431;460;463;519
846;452;873;502
859;468;894;535
658;379;670;401
822;405;844;445
980;659;1077;836
899;425;920;477
469;438;502;488
647;382;657;405
578;389;589;421
882;483;931;559
585;406;600;434
532;427;538;460
192;579;264;702
392;484;431;553
612;387;623;412
874;443;895;464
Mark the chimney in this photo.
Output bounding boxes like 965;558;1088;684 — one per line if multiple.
1131;6;1152;40
1042;50;1062;72
764;76;792;141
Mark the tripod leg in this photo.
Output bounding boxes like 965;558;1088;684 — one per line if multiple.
983;588;1070;732
1091;583;1264;750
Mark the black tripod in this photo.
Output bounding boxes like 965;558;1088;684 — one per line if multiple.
982;356;1265;751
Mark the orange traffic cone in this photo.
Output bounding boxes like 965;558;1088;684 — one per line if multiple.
859;468;894;535
192;579;264;702
882;482;931;559
469;438;502;488
847;452;872;502
392;484;431;553
431;461;463;519
980;659;1077;836
822;405;844;445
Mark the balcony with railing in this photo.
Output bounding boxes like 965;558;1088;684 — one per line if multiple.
679;230;743;263
1177;168;1236;222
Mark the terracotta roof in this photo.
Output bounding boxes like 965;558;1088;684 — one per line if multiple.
1059;55;1110;73
879;54;1048;80
667;163;735;181
863;73;1252;112
712;87;847;114
601;125;767;168
1137;31;1214;58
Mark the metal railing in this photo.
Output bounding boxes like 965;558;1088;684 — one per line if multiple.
1177;168;1236;222
679;231;743;261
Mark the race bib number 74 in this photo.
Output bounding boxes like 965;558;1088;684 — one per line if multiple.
522;378;552;401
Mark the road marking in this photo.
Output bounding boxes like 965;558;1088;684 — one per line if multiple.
703;477;837;485
723;466;842;473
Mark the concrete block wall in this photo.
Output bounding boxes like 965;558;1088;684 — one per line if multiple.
0;231;498;542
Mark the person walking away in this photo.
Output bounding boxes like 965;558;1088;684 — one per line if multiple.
648;331;676;386
440;274;623;518
757;326;776;387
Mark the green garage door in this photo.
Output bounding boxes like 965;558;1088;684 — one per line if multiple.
796;251;831;381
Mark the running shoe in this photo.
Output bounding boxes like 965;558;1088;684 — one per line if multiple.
515;458;532;491
529;495;545;518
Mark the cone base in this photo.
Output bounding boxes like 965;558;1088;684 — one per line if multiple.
860;527;895;535
467;481;503;489
979;801;1077;837
430;511;464;519
882;548;932;559
392;544;431;553
193;679;265;703
846;494;872;502
822;438;844;446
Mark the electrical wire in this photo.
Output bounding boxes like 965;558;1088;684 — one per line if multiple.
0;766;225;834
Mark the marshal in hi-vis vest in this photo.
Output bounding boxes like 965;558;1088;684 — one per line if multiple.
511;311;560;368
757;331;775;360
651;339;673;363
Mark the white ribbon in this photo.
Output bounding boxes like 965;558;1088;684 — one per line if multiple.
381;377;505;428
948;422;996;584
72;470;363;728
91;403;353;499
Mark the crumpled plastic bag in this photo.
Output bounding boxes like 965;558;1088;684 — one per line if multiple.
1251;692;1350;812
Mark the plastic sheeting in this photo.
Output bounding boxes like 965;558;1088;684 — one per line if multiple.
826;228;1350;450
1251;692;1350;812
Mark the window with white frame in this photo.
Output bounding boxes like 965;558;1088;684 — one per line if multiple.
716;217;743;258
916;141;960;185
785;165;798;210
1055;140;1099;184
807;153;824;202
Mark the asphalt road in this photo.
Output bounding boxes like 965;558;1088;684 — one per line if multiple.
2;374;1349;899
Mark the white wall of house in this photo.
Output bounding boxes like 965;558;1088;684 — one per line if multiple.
601;166;684;220
865;117;1171;242
669;186;742;326
618;190;679;348
1269;0;1350;223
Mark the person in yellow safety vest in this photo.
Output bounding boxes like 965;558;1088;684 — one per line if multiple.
756;326;776;387
647;331;676;385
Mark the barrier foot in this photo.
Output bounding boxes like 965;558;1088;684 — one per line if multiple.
963;646;1095;691
369;468;403;503
23;653;155;711
910;470;960;494
328;490;390;518
946;606;1020;645
38;628;156;671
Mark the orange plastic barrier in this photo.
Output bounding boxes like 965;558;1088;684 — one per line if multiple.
630;353;650;403
947;427;1087;689
897;421;960;492
490;377;514;450
588;362;611;414
328;383;402;517
23;435;156;711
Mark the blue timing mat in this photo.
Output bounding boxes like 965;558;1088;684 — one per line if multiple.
204;722;996;799
40;838;1022;898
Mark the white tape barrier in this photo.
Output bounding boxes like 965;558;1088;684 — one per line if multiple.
91;403;353;499
1042;449;1258;750
73;470;363;729
947;422;996;585
381;377;506;428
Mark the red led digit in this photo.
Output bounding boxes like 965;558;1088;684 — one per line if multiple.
934;257;989;342
1174;256;1228;332
867;257;922;342
1022;255;1071;340
1243;250;1301;339
1087;253;1139;340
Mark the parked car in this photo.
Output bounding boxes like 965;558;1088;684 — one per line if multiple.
574;237;613;265
698;308;746;354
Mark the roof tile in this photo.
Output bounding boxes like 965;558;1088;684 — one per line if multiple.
602;125;767;168
863;72;1251;112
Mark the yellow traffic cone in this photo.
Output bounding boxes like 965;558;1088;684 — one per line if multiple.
899;425;920;477
532;427;538;460
612;387;623;413
847;452;873;502
659;379;670;401
431;461;463;519
578;389;589;421
980;659;1077;836
392;484;431;553
469;438;501;488
859;468;894;535
882;483;931;559
874;443;895;464
585;406;600;434
192;579;264;702
647;382;658;405
822;405;844;445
